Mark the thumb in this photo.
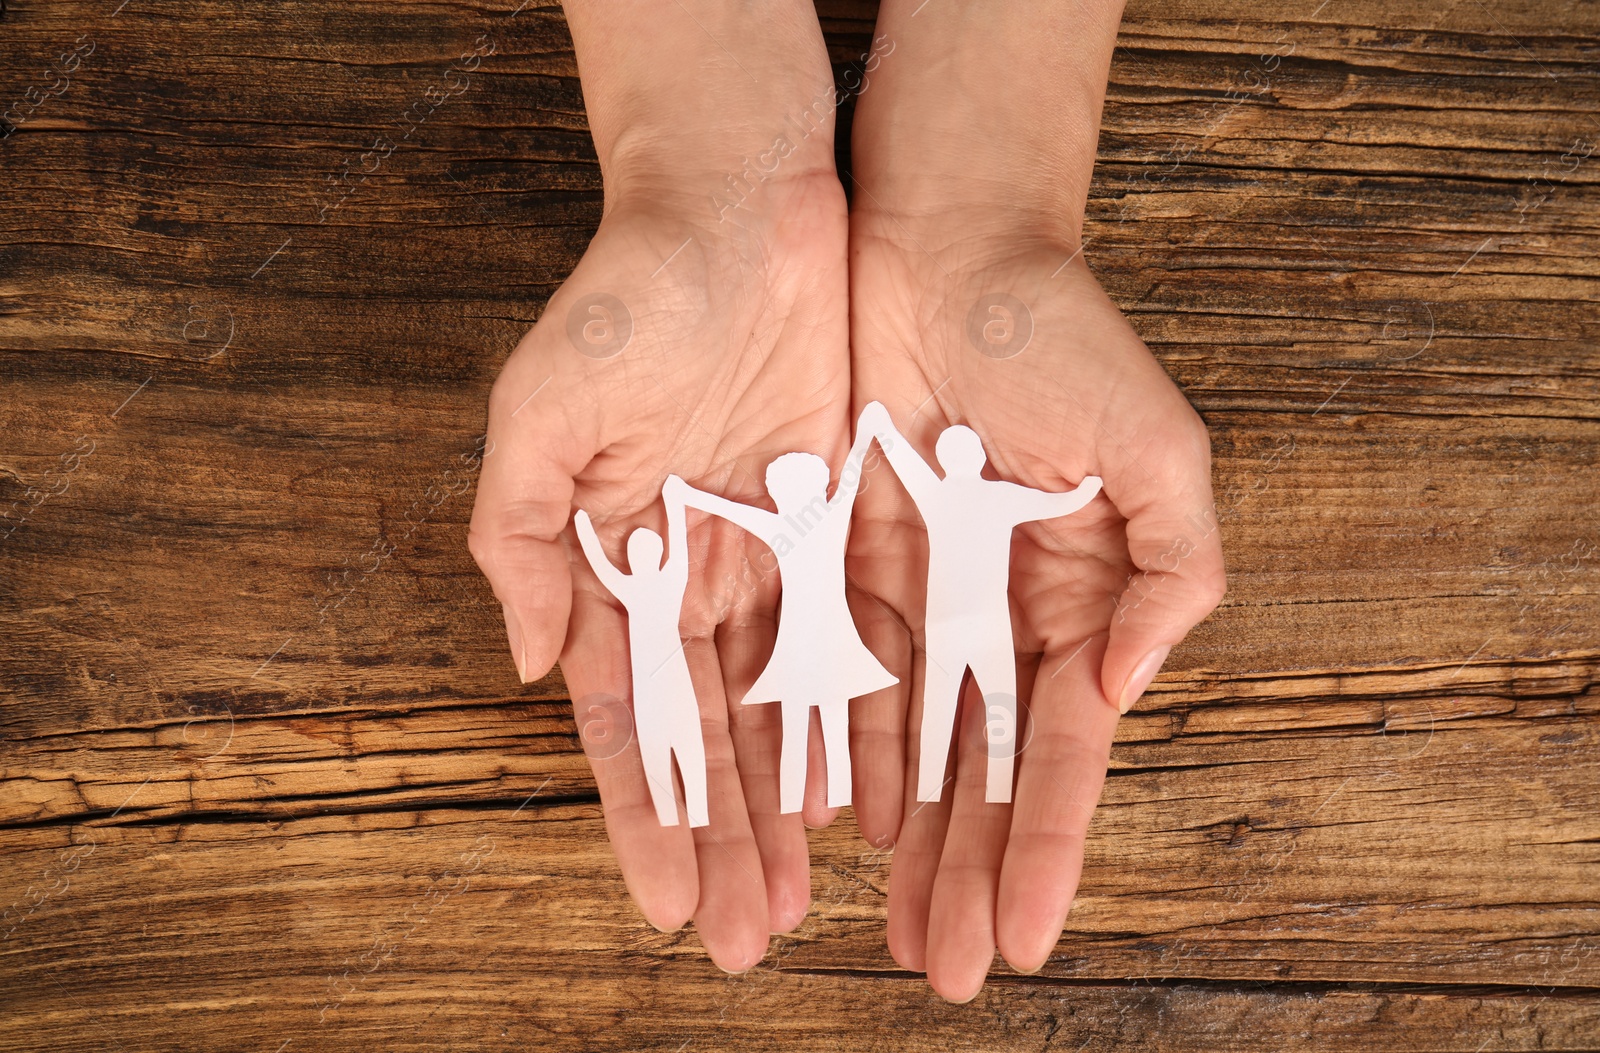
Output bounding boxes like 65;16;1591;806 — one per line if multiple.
1099;413;1227;713
468;363;598;683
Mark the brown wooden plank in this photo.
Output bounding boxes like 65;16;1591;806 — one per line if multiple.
2;811;1599;1050
5;695;1597;984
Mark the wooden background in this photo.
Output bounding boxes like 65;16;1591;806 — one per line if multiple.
2;0;1597;1048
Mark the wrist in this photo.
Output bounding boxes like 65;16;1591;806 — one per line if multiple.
598;105;841;226
849;0;1124;247
562;0;842;223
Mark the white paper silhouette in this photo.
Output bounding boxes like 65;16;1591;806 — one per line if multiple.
574;501;709;828
665;420;895;815
860;401;1102;805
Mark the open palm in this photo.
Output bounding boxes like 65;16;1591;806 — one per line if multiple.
469;172;852;972
845;219;1227;999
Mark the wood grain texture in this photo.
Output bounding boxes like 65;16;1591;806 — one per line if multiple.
2;0;1597;1049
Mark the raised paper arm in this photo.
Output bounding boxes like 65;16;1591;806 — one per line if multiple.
661;478;690;589
860;400;941;507
573;508;632;601
666;475;779;546
828;410;879;511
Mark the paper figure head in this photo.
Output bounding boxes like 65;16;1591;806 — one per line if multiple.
626;526;665;572
935;425;988;478
765;452;830;513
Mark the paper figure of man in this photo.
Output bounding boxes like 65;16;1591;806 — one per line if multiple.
573;498;709;828
666;417;894;815
860;400;1102;804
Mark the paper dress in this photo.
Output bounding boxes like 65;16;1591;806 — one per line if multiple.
573;500;709;828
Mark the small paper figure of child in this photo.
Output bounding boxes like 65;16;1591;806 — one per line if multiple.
665;416;895;815
860;401;1102;804
573;498;709;828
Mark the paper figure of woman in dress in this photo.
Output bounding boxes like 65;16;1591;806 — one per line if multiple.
664;418;895;815
573;498;709;828
858;401;1102;805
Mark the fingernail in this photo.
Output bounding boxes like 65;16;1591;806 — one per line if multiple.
502;603;530;683
1119;645;1171;714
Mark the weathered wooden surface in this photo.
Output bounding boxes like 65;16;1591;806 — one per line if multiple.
2;0;1597;1049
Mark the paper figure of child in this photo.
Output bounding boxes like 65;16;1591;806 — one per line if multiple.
665;419;895;815
859;401;1102;805
573;499;709;828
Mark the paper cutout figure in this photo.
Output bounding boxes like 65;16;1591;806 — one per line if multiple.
860;401;1102;805
568;404;1100;827
574;500;709;828
665;419;895;815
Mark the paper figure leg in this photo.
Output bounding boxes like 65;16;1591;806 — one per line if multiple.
917;637;966;803
970;638;1021;804
779;699;810;814
819;702;851;809
639;730;680;827
672;728;710;829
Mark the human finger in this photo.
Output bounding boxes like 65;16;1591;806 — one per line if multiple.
716;588;813;935
922;677;1011;1003
560;586;699;932
468;342;600;682
995;633;1118;973
1097;389;1226;714
884;646;951;973
682;634;771;973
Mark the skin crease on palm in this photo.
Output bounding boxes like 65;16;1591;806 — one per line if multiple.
469;0;1226;1001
